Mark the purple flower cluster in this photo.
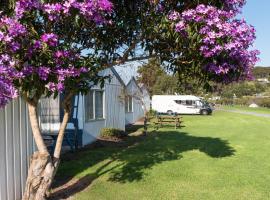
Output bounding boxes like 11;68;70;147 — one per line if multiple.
0;16;27;42
0;0;113;108
223;0;246;13
0;17;27;107
41;33;58;46
37;66;50;81
168;4;259;81
0;77;18;107
15;0;41;19
44;66;89;92
0;59;21;105
15;0;113;23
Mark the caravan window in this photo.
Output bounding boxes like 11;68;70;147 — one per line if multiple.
174;100;195;105
85;90;104;121
186;100;194;106
175;100;183;105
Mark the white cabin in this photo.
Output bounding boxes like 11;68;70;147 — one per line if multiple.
79;68;126;145
113;64;151;125
39;65;150;147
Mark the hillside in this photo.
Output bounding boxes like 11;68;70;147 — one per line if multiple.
253;67;270;78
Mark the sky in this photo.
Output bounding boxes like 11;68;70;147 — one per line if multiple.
239;0;270;67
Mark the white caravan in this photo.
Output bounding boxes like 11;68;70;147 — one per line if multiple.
152;95;213;115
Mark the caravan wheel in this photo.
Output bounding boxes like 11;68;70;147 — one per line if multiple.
201;110;209;115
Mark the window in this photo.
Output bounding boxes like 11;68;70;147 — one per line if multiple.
186;100;194;106
174;100;195;106
85;90;104;121
175;100;183;105
95;91;104;119
125;96;133;112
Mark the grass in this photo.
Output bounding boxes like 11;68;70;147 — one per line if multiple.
55;111;270;200
221;105;270;114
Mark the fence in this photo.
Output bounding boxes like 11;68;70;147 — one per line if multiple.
0;98;35;200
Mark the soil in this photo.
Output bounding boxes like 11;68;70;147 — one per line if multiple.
49;175;94;200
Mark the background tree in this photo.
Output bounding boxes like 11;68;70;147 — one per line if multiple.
152;73;178;95
252;67;270;79
221;82;267;99
137;58;212;96
137;58;165;96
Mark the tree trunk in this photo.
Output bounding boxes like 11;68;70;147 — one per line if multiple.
143;115;147;136
23;93;73;199
22;152;59;200
23;101;53;200
142;104;148;136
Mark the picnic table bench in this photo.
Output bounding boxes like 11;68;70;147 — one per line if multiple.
154;114;183;129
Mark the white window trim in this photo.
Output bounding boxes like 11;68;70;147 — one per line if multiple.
85;89;105;122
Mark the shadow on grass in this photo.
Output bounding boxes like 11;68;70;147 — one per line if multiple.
125;124;144;134
49;175;94;200
52;130;235;198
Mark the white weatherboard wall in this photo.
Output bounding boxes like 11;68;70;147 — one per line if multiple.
0;98;35;200
80;68;126;145
125;79;144;125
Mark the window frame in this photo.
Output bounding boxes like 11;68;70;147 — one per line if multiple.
125;95;133;113
85;89;105;122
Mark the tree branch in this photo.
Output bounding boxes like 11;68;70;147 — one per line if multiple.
53;92;74;159
106;55;156;68
27;100;48;154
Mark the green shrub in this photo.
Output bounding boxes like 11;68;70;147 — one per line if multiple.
234;97;253;106
100;128;127;139
147;109;157;119
216;98;233;105
257;98;270;108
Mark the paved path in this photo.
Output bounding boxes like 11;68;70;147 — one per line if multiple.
217;109;270;118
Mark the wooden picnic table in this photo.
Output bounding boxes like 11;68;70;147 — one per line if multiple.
154;115;183;129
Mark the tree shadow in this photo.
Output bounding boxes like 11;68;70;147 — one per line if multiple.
109;131;235;183
125;124;144;134
49;175;94;200
53;130;235;197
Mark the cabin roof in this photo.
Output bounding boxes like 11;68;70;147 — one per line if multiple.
112;62;140;85
110;67;126;86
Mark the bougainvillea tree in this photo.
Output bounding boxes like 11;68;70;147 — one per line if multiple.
146;0;259;91
0;0;115;199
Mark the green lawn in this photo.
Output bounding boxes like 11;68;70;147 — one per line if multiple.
221;105;270;114
56;111;270;200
